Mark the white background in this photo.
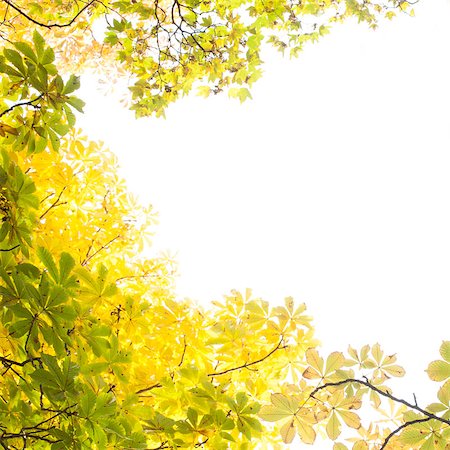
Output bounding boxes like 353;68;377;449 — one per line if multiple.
79;0;450;405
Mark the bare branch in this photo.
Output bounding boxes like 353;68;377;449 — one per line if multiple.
0;244;19;252
2;0;96;29
0;94;44;118
310;377;450;426
135;382;163;395
40;187;67;220
0;355;40;367
381;417;431;450
178;335;187;367
81;234;121;266
208;338;287;377
309;377;450;448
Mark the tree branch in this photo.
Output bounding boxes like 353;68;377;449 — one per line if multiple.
40;187;67;220
0;355;40;367
309;377;450;448
0;94;44;118
81;234;121;266
310;377;450;426
380;417;431;450
2;0;97;29
135;382;162;395
0;244;19;252
207;338;287;377
178;335;187;367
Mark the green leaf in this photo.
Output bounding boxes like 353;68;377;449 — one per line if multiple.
63;104;76;127
50;122;70;137
46;285;69;308
0;222;10;242
400;427;426;446
33;31;46;59
220;431;235;441
92;424;108;448
42;47;55;65
37;246;59;282
66;96;85;113
4;49;26;76
0;166;7;185
16;263;40;280
0;62;22;78
59;252;75;284
14;41;38;63
48;128;60;152
63;75;81;94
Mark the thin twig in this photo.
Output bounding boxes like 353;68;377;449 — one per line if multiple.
0;94;44;118
40;187;67;220
381;417;431;450
2;0;96;29
208;338;286;377
81;234;121;266
178;335;187;367
310;378;450;428
0;244;19;252
135;382;162;395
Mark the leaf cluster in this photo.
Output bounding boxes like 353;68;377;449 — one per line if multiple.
259;342;450;448
0;0;415;116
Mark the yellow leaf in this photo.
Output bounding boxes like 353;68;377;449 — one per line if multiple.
370;389;381;408
437;379;450;405
440;340;450;362
352;441;369;450
384;364;406;377
280;418;296;444
399;1;408;11
302;366;322;380
306;348;324;373
334;444;348;450
325;352;345;374
271;392;298;412
426;360;450;382
371;343;383;363
339;410;360;429
295;416;316;444
326;411;341;440
258;405;292;422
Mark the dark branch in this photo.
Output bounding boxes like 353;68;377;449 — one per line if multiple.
207;338;286;377
178;335;187;367
381;417;431;450
309;377;450;448
0;94;44;118
40;187;67;220
310;377;450;426
135;382;162;395
0;355;40;367
81;234;121;266
2;0;96;29
0;244;19;252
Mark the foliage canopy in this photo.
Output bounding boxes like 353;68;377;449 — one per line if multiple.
0;0;448;449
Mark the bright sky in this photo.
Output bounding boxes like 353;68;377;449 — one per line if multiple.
78;1;450;406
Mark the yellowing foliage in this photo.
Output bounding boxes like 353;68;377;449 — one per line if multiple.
0;0;415;116
0;1;448;449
